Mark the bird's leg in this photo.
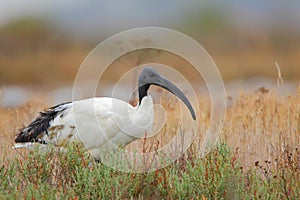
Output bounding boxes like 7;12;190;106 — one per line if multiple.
87;155;102;168
95;158;102;164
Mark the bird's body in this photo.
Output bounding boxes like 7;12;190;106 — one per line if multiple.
14;67;196;160
14;96;154;160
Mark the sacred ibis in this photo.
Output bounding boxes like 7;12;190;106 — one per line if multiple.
14;67;196;160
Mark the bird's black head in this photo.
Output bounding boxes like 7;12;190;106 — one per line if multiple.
138;67;196;120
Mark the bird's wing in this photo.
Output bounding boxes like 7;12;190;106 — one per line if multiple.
70;98;134;150
15;102;72;144
13;97;146;161
14;98;127;149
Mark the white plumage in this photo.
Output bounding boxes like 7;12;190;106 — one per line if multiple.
14;67;195;160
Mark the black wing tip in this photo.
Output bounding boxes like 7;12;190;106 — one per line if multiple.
15;134;26;143
15;127;33;143
14;101;71;144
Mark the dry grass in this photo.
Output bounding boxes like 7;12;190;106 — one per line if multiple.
1;17;299;199
0;86;299;199
222;87;300;170
0;102;46;157
1;86;299;171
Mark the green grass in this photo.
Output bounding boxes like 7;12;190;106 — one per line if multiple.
1;144;299;199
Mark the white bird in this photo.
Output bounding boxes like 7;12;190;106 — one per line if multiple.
14;67;196;160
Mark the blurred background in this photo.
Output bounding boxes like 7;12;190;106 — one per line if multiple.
1;0;300;107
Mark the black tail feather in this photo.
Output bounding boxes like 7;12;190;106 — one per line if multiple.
15;102;71;143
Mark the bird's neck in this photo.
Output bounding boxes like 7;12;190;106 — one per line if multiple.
137;96;153;115
138;84;150;105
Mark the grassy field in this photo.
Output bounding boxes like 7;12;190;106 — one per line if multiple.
0;17;300;199
0;87;299;199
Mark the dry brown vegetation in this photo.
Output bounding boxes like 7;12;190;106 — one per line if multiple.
1;18;300;87
0;85;299;199
223;87;300;170
1;17;300;198
0;102;46;157
1;86;299;172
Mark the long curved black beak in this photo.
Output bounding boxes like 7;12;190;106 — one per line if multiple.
138;67;196;120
